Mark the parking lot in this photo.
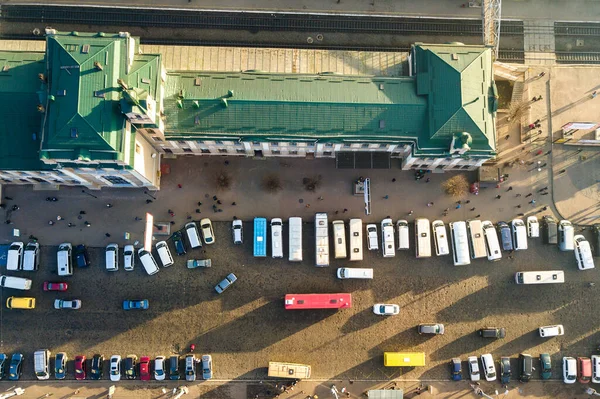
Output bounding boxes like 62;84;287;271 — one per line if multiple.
1;219;599;387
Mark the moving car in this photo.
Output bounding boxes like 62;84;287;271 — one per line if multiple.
169;356;180;380
8;353;23;381
187;259;212;268
123;300;149;310
481;354;496;382
232;219;243;244
90;354;104;380
467;356;480;381
373;304;400;316
540;353;552;380
185;355;196;381
74;355;87;380
43;282;68;292
54;299;82;310
563;356;576;384
215;273;237;294
172;232;186;256
74;244;90;268
418;323;445;335
201;354;213;380
578;357;592;383
500;357;511;384
479;327;506;338
154;356;166;381
123;244;135;271
125;355;137;380
140;356;151;381
200;218;215;245
450;358;462;381
55;352;67;380
110;355;121;382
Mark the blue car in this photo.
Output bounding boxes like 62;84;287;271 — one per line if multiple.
173;232;186;256
55;352;67;380
0;353;6;379
123;300;149;310
450;358;462;381
74;245;90;268
8;353;23;381
215;273;237;294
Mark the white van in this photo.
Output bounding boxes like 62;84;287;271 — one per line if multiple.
349;219;363;261
185;222;202;249
7;242;23;271
539;325;564;337
449;221;471;266
332;220;347;259
527;216;540;238
138;248;159;275
432;220;449;256
366;224;378;250
288;217;303;262
336;267;374;279
0;275;32;290
23;242;40;271
156;241;174;267
467;220;487;259
396;220;410;250
34;349;51;380
271;218;284;259
512;218;528;250
57;243;73;276
481;354;496;382
415;218;431;258
482;221;502;261
105;243;119;272
558;220;575;251
232;219;243;245
381;218;395;258
574;235;595;270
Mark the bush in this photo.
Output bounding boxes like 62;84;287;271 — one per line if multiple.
303;175;322;192
214;171;231;191
263;174;282;193
442;174;470;198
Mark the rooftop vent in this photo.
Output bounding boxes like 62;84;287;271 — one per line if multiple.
38;73;46;82
451;53;459;60
379;120;386;129
93;61;103;71
70;128;78;138
2;65;9;72
82;45;90;54
194;78;202;86
56;89;67;96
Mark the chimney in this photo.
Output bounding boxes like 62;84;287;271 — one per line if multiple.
93;61;103;71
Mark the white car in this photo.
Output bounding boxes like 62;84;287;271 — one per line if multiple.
574;235;595;270
54;299;81;310
481;354;496;382
154;356;166;381
123;245;135;271
200;218;215;245
366;224;378;250
373;304;400;316
592;355;600;384
232;220;243;244
526;216;539;237
563;356;576;384
109;355;121;381
467;356;480;381
539;324;564;337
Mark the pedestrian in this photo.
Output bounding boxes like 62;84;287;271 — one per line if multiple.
232;202;236;206
475;214;481;218
592;91;598;99
305;204;310;208
457;200;462;205
392;178;396;182
529;199;536;205
531;97;538;103
11;205;19;211
538;187;548;192
106;203;113;208
68;222;74;227
456;204;461;209
318;196;324;201
343;208;348;213
534;119;540;124
516;205;521;208
213;195;218;201
542;206;548;211
541;192;549;195
470;207;476;211
535;123;541;128
335;210;339;215
169;211;175;217
507;186;513;191
177;184;182;188
146;199;153;204
546;150;552;155
135;216;142;221
427;202;432;207
85;221;91;227
559;169;566;174
465;200;470;204
56;215;62;221
528;123;535;129
190;344;196;352
505;134;510;140
217;200;222;205
495;195;501;199
48;220;54;225
195;209;201;213
518;212;525;216
426;177;430;183
197;202;202;206
537;95;543;101
525;193;533;197
516;193;522;197
409;210;414;215
383;195;389;200
538;71;545;77
105;233;111;237
445;208;450;212
443;211;448;217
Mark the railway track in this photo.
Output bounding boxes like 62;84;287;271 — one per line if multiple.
555;22;600;36
556;51;600;64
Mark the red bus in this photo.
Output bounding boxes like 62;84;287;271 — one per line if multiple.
284;293;352;310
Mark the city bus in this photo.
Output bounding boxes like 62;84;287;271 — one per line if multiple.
288;217;303;262
284;293;352;310
384;352;426;367
414;218;431;258
449;221;471;266
515;270;565;284
332;220;347;259
315;213;329;267
268;362;311;379
349;219;363;261
253;218;267;257
467;219;487;259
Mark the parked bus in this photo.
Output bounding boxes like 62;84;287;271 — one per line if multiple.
432;220;449;256
284;293;352;310
332;220;347;259
482;221;502;261
467;219;487;259
515;270;565;284
288;217;303;262
315;213;329;267
414;218;431;258
384;352;426;367
449;221;471;266
253;218;267;257
268;362;311;379
271;218;283;258
349;219;363;261
381;218;395;258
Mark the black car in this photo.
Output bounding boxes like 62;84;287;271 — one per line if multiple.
479;327;506;339
173;232;186;256
74;245;90;268
90;354;104;380
519;353;533;382
169;356;180;380
500;357;511;384
124;355;137;380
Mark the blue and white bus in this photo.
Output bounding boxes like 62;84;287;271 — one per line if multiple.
254;218;267;257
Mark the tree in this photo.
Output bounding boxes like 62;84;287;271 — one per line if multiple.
214;171;231;191
507;100;530;125
263;174;282;193
302;175;322;192
442;174;470;198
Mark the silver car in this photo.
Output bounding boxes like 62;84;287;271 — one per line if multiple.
418;323;445;335
215;273;237;294
123;245;135;271
185;355;196;382
201;355;212;380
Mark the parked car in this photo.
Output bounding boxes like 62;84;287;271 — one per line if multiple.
500;357;511;384
232;219;243;244
481;354;496;382
140;356;151;381
574;235;595;270
479;327;506;339
187;259;212;268
594;223;600;255
450;358;462;381
592;355;600;384
110;355;121;382
8;353;23;381
123;244;135;271
185;355;196;381
201;354;213;380
539;324;564;337
43;282;68;292
563;356;576;384
54;352;67;380
74;355;87;380
215;273;237;294
169;356;180;380
200;218;215;245
498;222;513;251
578;357;592;383
74;244;90;268
544;215;558;244
366;224;378;250
418;323;445;335
173;232;186;256
90;354;104;380
373;304;400;316
0;353;7;379
540;353;552;380
123;300;149;310
467;356;480;382
124;355;137;380
154;356;166;381
526;216;539;238
519;353;533;382
54;299;81;310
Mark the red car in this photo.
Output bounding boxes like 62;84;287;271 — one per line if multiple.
43;281;68;292
140;356;150;381
74;355;87;380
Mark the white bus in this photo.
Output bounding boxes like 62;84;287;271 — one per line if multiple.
332;220;347;259
414;218;431;258
432;220;449;256
449;221;471;266
349;219;363;261
482;221;502;261
515;270;565;285
288;217;303;262
467;220;487;259
381;218;396;258
315;213;329;267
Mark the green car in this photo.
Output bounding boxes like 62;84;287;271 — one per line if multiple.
540;353;552;380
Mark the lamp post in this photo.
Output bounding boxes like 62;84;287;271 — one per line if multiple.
81;189;97;199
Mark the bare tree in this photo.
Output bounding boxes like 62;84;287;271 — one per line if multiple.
214;171;232;191
263;174;282;193
442;174;470;198
303;175;322;192
507;100;530;125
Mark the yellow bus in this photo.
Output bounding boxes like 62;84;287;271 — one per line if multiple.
268;362;311;379
384;352;426;367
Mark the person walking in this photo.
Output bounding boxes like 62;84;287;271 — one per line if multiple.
383;195;389;200
507;186;513;191
408;210;414;215
470;207;476;211
529;199;536;205
525;193;533;198
538;187;548;192
495;195;501;199
456;204;461;209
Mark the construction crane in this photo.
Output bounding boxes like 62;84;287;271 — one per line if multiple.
482;0;502;59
